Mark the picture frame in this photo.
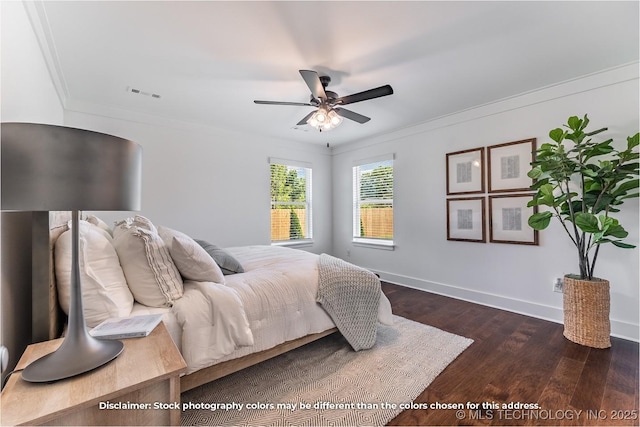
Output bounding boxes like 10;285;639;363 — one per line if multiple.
489;194;538;245
487;138;536;193
446;197;486;243
446;147;485;195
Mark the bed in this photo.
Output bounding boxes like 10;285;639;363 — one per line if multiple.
42;212;393;393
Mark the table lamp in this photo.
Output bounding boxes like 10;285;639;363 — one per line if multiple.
1;122;142;382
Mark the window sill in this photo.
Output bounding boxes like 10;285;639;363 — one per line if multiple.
352;238;395;251
271;239;314;248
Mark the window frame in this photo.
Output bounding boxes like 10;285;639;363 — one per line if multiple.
352;154;395;250
269;158;313;246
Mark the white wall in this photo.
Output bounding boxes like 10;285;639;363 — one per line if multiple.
65;111;334;254
0;1;63;123
331;64;640;341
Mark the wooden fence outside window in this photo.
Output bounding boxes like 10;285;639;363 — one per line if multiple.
271;207;393;241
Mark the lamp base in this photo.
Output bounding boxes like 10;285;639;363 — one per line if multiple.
22;335;123;383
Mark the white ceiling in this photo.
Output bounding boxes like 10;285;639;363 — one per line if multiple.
28;1;639;147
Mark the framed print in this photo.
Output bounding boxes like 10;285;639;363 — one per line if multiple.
489;194;538;245
487;138;536;193
446;147;485;195
447;197;486;243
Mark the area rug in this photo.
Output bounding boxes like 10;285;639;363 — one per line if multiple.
181;315;473;426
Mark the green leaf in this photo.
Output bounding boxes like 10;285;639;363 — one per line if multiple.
584;180;602;192
560;200;584;216
574;212;600;233
549;128;565;143
585;127;607;137
583;141;614;161
620;192;639;200
530;178;549;190
527;166;542;179
613;179;639;197
617;162;639;173
593;193;615;214
539;143;557;151
604;224;628;239
628;133;639;149
599;215;618;228
567;116;581;131
528;211;553;230
596;238;613;244
538;184;556;206
611;240;636;249
554;193;569;204
566;130;584;143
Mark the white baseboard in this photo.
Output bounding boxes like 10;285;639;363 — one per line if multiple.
376;270;639;343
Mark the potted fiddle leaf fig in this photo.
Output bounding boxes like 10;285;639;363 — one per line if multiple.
527;114;639;348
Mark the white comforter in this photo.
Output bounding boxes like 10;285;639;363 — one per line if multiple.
171;281;254;371
136;245;393;375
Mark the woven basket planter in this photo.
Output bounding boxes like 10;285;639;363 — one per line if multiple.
563;275;611;348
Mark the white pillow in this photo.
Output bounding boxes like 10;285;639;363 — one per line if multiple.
86;215;112;237
158;226;225;283
113;218;183;307
55;220;134;327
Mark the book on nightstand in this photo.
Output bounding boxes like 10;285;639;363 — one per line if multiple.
90;313;163;339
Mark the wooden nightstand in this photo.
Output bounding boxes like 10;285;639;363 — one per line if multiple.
1;322;186;426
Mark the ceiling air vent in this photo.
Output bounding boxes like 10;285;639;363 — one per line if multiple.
127;86;161;99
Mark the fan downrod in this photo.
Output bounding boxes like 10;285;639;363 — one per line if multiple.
317;75;339;103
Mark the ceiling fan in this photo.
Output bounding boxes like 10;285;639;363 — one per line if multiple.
254;70;393;132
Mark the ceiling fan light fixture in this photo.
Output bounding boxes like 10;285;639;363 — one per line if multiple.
256;70;392;131
315;108;328;123
307;107;341;132
328;109;342;126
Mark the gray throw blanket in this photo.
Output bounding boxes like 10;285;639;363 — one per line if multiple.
316;254;381;351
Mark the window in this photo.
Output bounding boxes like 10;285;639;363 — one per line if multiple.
353;154;394;247
270;158;312;244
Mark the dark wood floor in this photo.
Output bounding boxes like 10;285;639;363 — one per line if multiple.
381;282;639;426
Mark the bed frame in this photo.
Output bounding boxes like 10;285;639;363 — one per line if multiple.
40;212;337;393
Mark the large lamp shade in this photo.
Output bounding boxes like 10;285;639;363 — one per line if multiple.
1;122;142;382
1;122;141;211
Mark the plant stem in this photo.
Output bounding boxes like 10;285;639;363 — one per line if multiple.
553;205;578;247
563;180;587;277
589;243;600;280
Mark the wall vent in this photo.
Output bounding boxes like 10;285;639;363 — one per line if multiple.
127;86;161;99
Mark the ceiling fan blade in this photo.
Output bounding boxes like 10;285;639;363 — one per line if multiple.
335;85;393;105
296;111;316;126
254;100;313;106
335;107;370;124
299;70;327;101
